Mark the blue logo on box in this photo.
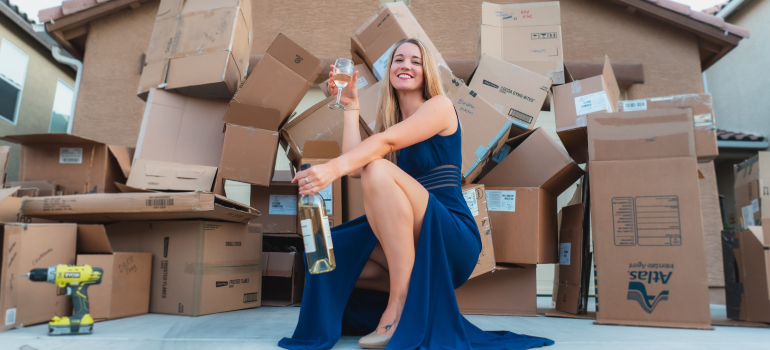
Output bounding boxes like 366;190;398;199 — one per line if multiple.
627;282;669;314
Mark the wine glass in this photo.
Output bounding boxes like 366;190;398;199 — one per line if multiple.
329;58;354;110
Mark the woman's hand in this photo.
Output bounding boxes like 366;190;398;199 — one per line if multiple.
327;65;360;110
292;162;341;195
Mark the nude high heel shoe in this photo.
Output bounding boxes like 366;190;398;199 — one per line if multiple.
358;331;392;349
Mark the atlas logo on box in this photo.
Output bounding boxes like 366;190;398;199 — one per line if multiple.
626;263;672;314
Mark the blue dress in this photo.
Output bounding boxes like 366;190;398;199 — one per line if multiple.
279;115;554;350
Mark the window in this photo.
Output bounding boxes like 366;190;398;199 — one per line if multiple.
0;38;29;124
49;80;74;133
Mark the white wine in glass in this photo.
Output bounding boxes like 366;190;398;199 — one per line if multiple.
329;58;354;110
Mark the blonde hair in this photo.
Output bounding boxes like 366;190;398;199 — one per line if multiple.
374;38;445;163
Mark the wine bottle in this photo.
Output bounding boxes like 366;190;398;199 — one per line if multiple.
298;164;336;274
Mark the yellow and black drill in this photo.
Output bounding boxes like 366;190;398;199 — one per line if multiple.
21;264;103;335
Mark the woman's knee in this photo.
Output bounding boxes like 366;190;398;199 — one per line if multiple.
361;159;392;191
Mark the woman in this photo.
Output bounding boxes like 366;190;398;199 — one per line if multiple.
279;38;554;350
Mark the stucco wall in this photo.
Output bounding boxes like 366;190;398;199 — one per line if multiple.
0;15;76;182
71;1;158;147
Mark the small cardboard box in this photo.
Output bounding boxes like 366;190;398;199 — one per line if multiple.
261;250;305;307
128;88;227;191
478;128;584;197
617;94;718;162
468;55;552;131
555;203;591;315
74;225;151;321
280;97;371;169
320;63;377;97
0;223;77;333
106;221;263;316
138;0;252;99
0;134;133;195
342;176;365;223
479;1;564;84
461;184;495;279
439;68;513;183
250;170;298;234
588;108;712;329
352;2;448;81
0;187;52;223
455;265;537;316
733;152;769;236
219;33;324;186
483;187;557;264
722;228;770;323
21;191;260;224
553;56;620;164
298;141;343;228
6;181;65;197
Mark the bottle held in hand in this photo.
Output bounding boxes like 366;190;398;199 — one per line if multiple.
298;164;336;274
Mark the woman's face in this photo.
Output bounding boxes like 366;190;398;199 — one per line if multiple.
389;42;424;92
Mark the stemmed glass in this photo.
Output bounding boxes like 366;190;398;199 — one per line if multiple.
329;58;354;110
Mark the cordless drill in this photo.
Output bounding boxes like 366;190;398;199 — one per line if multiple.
21;264;103;335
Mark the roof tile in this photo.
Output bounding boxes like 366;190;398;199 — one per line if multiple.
38;5;64;23
689;9;725;28
62;0;99;16
656;0;692;16
724;22;750;38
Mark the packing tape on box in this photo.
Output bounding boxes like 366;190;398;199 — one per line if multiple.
185;261;262;275
570;80;581;94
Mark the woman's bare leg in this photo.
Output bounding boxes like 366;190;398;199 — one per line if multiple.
360;159;429;335
355;245;390;292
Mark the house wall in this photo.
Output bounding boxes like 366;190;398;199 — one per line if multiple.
0;14;76;182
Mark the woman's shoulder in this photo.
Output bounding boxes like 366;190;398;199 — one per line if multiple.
424;95;454;118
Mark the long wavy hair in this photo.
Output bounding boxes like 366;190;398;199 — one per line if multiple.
374;38;445;163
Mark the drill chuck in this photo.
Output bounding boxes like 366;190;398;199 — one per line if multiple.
24;268;54;283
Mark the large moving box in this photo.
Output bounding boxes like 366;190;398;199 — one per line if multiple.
0;134;132;194
697;161;725;290
461;184;495;279
479;2;564;84
469;55;552;131
219;33;324;186
555;203;591;315
0;223;77;332
250;170;298;234
455;265;537;316
129;89;227;191
553;56;620;164
722;228;770;323
75;225;152;321
138;0;252;99
352;1;448;81
617;94;718;162
734;152;769;234
107;221;263;316
588;108;711;329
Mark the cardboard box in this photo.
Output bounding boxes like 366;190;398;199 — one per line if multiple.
0;187;54;224
0;223;77;332
479;2;564;84
261;249;304;307
342;176;365;222
352;2;448;81
439;68;513;183
553;56;620;164
106;221;263;316
6;181;65;197
219;33;324;186
74;225;151;321
21;191;259;224
280;97;371;168
128;88;227;191
698;161;725;287
734;152;769;236
478;128;584;197
483;187;557;264
358;80;383;133
0;145;9;185
298;141;343;228
461;184;495;279
588;108;711;329
468;55;552;131
617;94;718;162
455;265;537;316
555;203;592;315
250;170;298;234
320;63;377;97
0;134;133;195
722;228;770;323
138;0;252;99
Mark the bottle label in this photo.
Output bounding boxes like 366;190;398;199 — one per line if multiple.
318;185;333;215
322;217;333;249
300;219;316;253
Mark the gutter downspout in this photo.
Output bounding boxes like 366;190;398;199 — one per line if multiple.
717;0;749;18
51;46;82;134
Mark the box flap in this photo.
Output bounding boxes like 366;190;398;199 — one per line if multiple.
223;101;283;130
265;33;324;81
108;146;134;179
748;226;765;246
76;224;113;254
302;141;341;160
265;251;295;277
601;56;620;113
0;133;103;145
588;108;696;162
114;183;159;193
272;170;294;182
0;186;20;203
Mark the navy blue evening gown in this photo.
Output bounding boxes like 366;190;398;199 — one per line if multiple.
279;114;554;349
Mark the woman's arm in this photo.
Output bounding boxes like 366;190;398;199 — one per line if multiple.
293;95;456;194
342;107;365;178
